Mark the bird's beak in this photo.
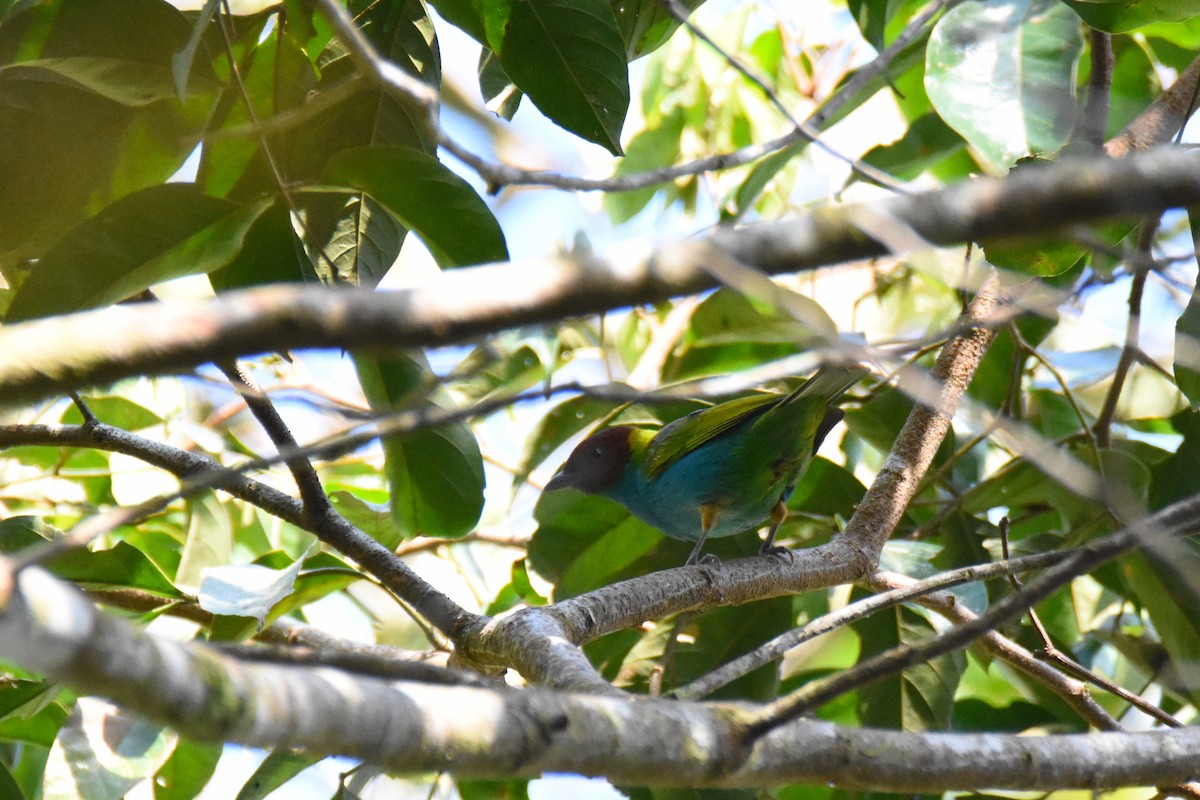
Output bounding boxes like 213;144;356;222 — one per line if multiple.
544;469;574;492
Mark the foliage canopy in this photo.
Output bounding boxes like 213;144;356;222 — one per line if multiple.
2;0;1200;798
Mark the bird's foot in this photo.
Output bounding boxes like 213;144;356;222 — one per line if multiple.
759;544;794;563
685;553;722;568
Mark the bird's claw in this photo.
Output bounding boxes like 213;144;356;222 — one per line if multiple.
759;544;794;563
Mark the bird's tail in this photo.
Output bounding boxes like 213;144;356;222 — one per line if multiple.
782;362;871;406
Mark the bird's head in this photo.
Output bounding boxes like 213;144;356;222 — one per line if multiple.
545;426;636;494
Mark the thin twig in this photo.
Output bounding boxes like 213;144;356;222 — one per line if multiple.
663;0;906;192
1094;219;1158;448
674;549;1074;700
999;518;1182;728
216;360;331;517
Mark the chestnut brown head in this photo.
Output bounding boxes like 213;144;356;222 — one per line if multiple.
544;427;634;494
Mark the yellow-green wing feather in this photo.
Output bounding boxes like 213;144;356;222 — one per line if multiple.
644;392;780;477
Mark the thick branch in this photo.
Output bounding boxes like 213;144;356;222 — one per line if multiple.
3;563;1200;790
842;272;999;563
2;148;1200;407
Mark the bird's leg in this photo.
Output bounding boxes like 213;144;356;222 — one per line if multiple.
759;498;794;561
686;504;723;566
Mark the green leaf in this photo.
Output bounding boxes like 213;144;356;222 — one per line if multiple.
853;113;966;186
154;737;222;800
0;761;25;800
1176;242;1200;410
209;196;319;293
530;488;664;599
483;0;629;154
673;597;793;701
848;0;935;51
457;778;531;800
0;0;214;260
328;490;405;551
61;395;161;430
0;57;202;107
234;749;316;800
299;192;407;288
853;597;965;730
354;353;486;540
171;0;220;100
6;185;270;321
926;0;1083;171
478;48;523;119
325;146;508;267
48;541;185;599
1061;0;1200;33
604;106;685;223
1123;548;1200;707
0;703;68;748
611;0;703;60
785;458;867;519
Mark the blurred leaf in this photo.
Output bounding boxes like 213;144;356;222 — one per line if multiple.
234;749;316;800
785;457;867;518
355;353;486;539
154;737;222;800
611;0;703;60
0;702;69;748
45;700;174;800
482;0;629;154
61;395;161;430
852;113;965;187
605;107;686;223
926;0;1082;171
2;57;206;107
478;48;522;119
665;290;833;382
328;490;405;550
208;196;319;292
427;0;487;43
1176;262;1200;410
172;0;220;100
325;146;508;267
848;0;934;50
673;597;793;701
0;0;215;260
1123;548;1200;706
457;778;530;800
49;541;185;599
6;186;269;321
0;762;24;800
1061;0;1200;32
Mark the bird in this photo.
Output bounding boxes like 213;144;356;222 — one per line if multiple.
544;364;868;565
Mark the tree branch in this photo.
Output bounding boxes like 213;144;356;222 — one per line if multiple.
0;422;472;638
3;147;1200;408
5;562;1200;790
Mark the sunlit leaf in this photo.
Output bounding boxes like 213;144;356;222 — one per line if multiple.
1061;0;1200;33
926;0;1082;171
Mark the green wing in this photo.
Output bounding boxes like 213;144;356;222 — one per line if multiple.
643;392;780;477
